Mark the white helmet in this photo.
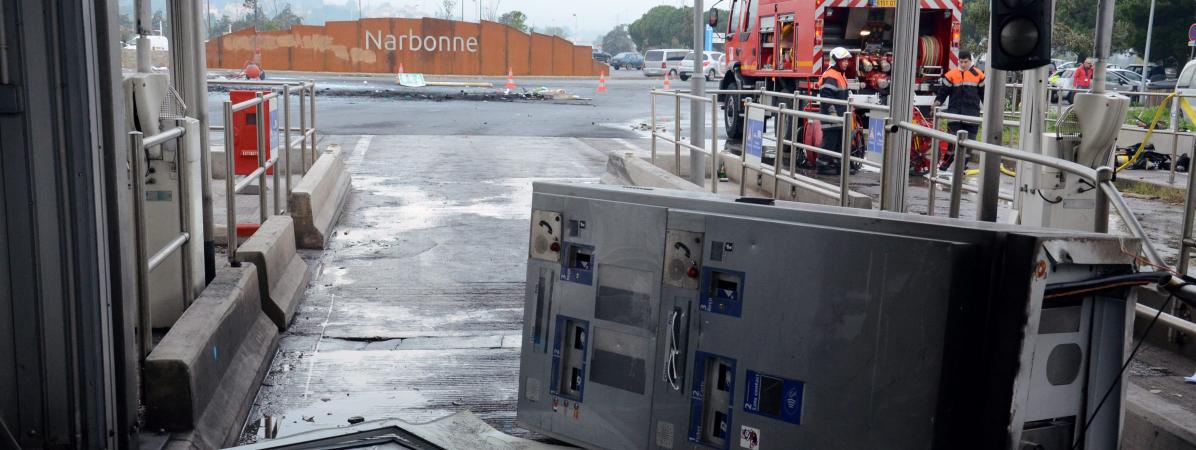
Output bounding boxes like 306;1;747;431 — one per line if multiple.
829;47;851;62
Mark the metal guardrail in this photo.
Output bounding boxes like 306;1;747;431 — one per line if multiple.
210;80;318;265
649;89;723;194
129;126;193;356
646;86;1196;335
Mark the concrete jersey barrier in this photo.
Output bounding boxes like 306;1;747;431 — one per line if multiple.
235;215;311;330
143;265;274;437
291;146;352;249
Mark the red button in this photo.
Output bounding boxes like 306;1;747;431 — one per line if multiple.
687;266;700;279
550;242;561;252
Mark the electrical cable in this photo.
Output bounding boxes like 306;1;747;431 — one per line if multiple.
1036;189;1063;204
0;416;19;450
1069;293;1176;450
664;308;682;391
1043;271;1172;300
1116;92;1176;173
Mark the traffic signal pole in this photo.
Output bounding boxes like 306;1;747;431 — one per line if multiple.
690;0;707;189
1093;0;1116;94
880;0;919;212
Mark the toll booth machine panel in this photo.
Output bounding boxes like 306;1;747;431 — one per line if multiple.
518;182;1137;450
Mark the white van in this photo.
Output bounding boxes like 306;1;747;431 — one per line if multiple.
644;49;690;78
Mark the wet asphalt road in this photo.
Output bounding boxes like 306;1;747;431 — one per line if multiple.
208;69;710;138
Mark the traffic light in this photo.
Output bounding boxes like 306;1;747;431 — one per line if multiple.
989;0;1052;71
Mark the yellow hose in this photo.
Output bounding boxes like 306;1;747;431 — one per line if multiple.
1116;93;1176;173
962;164;1017;177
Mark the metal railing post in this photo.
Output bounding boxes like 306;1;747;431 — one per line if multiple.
774;103;787;199
1169;95;1180;185
255;92;268;223
879;118;897;210
310;80;318;162
129;132;153;356
1093;167;1112;234
1180;149;1196;274
741;100;751;196
224;102;239;266
789;112;799;177
174;127;195;309
839;103;854;207
651;90;657;164
949;130;969;219
299;85;308;172
283;84;292;212
674;95;682;176
928;109;940;216
711;94;719;194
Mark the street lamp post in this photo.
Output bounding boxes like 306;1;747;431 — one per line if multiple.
1141;0;1156;93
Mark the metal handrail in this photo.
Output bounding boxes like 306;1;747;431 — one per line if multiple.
129;126;194;356
649;89;721;194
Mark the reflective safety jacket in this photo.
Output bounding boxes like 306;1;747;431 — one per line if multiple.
818;67;849;128
935;67;985;116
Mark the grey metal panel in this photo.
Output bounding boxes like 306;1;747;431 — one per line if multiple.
522;182;1138;450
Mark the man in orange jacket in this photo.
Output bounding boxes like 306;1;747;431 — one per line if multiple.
934;51;984;170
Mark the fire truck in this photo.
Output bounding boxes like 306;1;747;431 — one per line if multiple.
717;0;963;147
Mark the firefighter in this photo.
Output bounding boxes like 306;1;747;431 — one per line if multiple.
933;51;984;171
817;47;852;176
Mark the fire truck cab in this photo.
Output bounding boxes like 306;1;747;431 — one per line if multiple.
718;0;962;139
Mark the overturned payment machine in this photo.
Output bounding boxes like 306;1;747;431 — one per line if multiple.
519;182;1141;450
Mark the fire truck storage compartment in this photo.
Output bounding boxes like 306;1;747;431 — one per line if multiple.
823;7;953;69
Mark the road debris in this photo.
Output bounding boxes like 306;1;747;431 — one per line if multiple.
347;416;365;425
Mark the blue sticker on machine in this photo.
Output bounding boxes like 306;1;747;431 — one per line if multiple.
743;370;804;425
559;242;595;286
699;268;745;317
867;117;885;156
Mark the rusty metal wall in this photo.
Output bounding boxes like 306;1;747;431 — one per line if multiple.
206;18;608;76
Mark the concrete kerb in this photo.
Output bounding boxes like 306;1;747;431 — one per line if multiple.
235;215;311;330
143;264;276;440
1122;382;1196;449
291;145;352;249
615;148;872;208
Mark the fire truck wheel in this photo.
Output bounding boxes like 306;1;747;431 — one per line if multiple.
722;73;746;141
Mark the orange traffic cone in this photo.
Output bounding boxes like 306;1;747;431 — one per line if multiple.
663;72;671;90
399;63;405;74
506;68;516;90
597;72;607;93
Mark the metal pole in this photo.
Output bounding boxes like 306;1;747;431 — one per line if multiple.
774;104;787;199
1017;66;1049;213
978;46;1007;222
129;132;153;356
880;0;920;212
135;0;152;73
690;0;707;188
1093;167;1112;234
310;81;318;162
675;95;682;176
256;92;268;223
1170;96;1180;184
224;102;239;266
300;86;308;172
175;129;195;308
1180;150;1196;274
711;95;719;194
741;100;751;196
929;110;940;215
839;103;853;207
1092;0;1116;94
1140;0;1157;94
789;112;799;177
651;90;658;164
949;130;969;219
284;84;292;210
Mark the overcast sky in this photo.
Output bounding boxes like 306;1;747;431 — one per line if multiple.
201;0;704;43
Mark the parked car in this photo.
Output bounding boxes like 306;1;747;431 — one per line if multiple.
592;51;611;64
1049;68;1144;102
1176;60;1196;97
610;52;644;70
644;48;689;78
1125;64;1168;82
678;51;725;81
